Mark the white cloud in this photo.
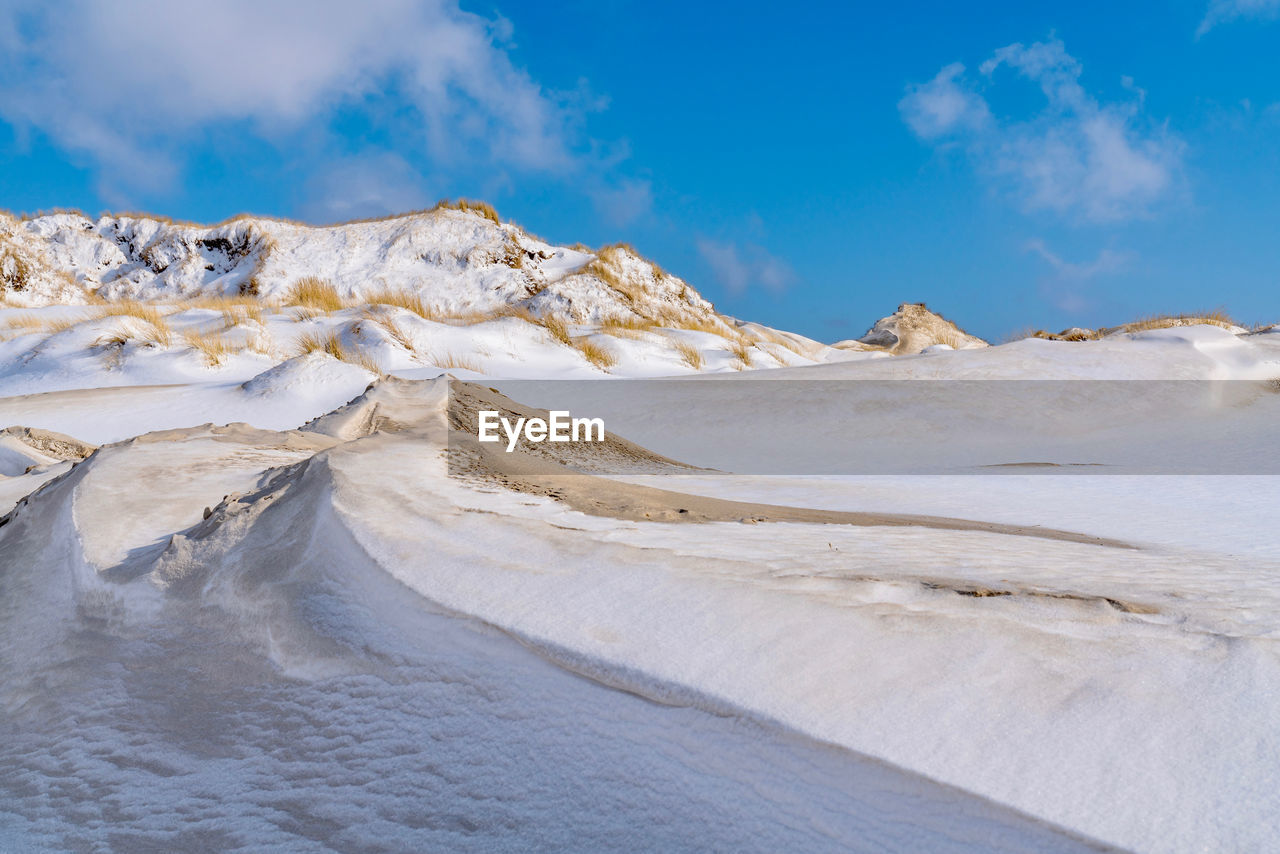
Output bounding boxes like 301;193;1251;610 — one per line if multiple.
1026;239;1131;279
1197;0;1280;36
901;38;1184;223
0;0;615;208
898;63;990;139
696;239;794;295
299;152;430;224
1026;238;1133;313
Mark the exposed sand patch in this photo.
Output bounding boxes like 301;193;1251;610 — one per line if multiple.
0;425;97;461
446;381;1136;550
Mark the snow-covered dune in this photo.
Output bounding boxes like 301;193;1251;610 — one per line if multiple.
1;363;1277;850
0;386;1110;853
2;205;849;386
3;204;1280;852
3;205;724;329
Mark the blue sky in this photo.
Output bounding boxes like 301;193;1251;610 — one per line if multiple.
1;0;1278;340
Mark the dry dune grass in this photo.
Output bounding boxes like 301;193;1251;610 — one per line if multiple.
347;350;385;375
571;244;667;312
1023;327;1100;342
757;343;793;366
183;328;234;366
295;330;346;359
446;310;494;326
95;301;173;347
574;337;617;370
3;313;45;332
728;338;755;368
92;319;172;352
599;325;650;341
493;305;539;324
433;198;500;224
675;315;738;337
600;315;656;340
3;311;91;337
295;328;384;374
751;327;807;356
46;313;89;334
576;245;630;293
673;340;705;370
99;299;169;326
0;247;33;294
1120;310;1239;333
540;314;573;346
932;329;972;349
288;277;346;312
446;305;535;327
183;294;264;326
364;288;442;321
1020;309;1244;343
361;310;417;353
431;351;483;372
80;286;108;305
223;303;264;327
602;315;654;331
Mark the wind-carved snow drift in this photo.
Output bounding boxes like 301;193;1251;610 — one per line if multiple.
1;207;717;326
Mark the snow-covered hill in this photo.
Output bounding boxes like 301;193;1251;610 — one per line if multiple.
1;204;865;381
3;205;716;325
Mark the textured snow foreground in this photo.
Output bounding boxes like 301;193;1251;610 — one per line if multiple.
2;287;1280;849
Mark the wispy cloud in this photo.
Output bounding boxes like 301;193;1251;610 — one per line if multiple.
1026;238;1133;313
901;38;1184;223
589;178;654;227
0;0;638;215
1197;0;1280;36
696;239;795;296
298;152;431;224
899;63;991;140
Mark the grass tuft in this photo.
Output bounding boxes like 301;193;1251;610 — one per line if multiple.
432;198;501;224
99;299;168;326
295;330;346;359
673;340;705;370
47;313;88;334
3;313;45;332
96;301;173;346
600;315;656;340
673;315;737;337
184;328;234;366
540;314;573;346
288;276;345;312
364;288;443;321
363;310;416;353
183;295;264;326
575;337;617;370
295;326;384;374
430;351;483;372
0;247;33;294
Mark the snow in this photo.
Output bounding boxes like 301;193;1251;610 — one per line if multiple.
2;207;1278;851
0;416;1101;854
2;209;715;327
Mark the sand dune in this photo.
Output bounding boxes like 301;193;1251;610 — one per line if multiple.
1;317;1278;852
